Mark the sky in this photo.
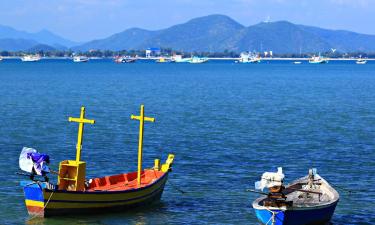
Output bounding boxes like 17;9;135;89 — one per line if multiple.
0;0;374;42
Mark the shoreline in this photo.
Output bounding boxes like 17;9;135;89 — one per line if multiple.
1;56;374;61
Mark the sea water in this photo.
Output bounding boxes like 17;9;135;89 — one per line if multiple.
0;59;374;224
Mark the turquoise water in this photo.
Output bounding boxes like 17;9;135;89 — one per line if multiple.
0;59;374;224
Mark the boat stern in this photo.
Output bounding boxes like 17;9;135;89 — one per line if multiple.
21;181;46;217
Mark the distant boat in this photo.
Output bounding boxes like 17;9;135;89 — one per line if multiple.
0;56;2;61
124;58;137;63
238;52;261;63
114;56;137;63
356;58;367;64
251;168;339;225
21;55;41;62
155;57;171;63
114;56;123;63
189;56;208;64
309;55;328;64
73;56;89;63
293;61;302;64
172;55;192;63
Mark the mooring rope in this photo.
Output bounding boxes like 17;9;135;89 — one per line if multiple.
264;207;282;225
167;179;186;194
330;183;354;195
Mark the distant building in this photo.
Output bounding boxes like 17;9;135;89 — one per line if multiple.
145;48;161;58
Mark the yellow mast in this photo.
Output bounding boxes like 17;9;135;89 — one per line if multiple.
68;106;95;162
131;105;155;186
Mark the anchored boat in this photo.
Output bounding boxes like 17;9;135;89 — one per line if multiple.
73;56;89;62
114;56;137;63
237;52;261;63
20;105;174;217
251;168;339;225
21;55;41;62
189;56;208;64
172;55;191;63
356;58;367;64
155;56;172;63
308;55;328;64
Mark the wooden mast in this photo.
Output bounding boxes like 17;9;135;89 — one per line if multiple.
68;106;95;162
131;105;155;187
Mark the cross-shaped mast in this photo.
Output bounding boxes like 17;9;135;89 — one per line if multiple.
68;106;95;162
131;105;155;186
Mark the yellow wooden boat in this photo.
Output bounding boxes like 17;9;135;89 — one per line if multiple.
21;105;174;217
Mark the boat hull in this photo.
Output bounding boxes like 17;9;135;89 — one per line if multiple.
22;172;169;217
21;58;41;62
308;60;328;64
73;59;89;63
240;60;261;63
254;201;338;225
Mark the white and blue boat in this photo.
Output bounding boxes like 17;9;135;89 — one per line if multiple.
171;55;191;63
21;55;41;62
308;55;328;64
237;52;261;63
356;58;367;64
189;56;208;64
73;56;89;63
252;168;339;225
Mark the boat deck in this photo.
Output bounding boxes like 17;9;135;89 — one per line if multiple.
86;169;164;192
258;175;338;208
284;183;331;207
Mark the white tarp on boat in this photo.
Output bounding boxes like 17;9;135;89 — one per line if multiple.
255;167;285;191
19;147;37;173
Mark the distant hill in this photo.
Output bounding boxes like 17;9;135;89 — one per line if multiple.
138;15;244;52
0;24;78;51
1;15;375;53
74;14;375;53
0;38;38;51
297;25;375;52
26;44;57;52
74;15;246;52
74;28;157;51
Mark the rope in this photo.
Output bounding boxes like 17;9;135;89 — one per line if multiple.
167;179;186;194
330;183;354;195
264;207;282;225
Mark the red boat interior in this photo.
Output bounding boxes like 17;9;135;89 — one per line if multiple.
86;169;165;192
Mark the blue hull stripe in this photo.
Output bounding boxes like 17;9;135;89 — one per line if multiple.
254;202;338;225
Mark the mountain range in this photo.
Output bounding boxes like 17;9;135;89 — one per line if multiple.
1;15;375;53
0;25;77;51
